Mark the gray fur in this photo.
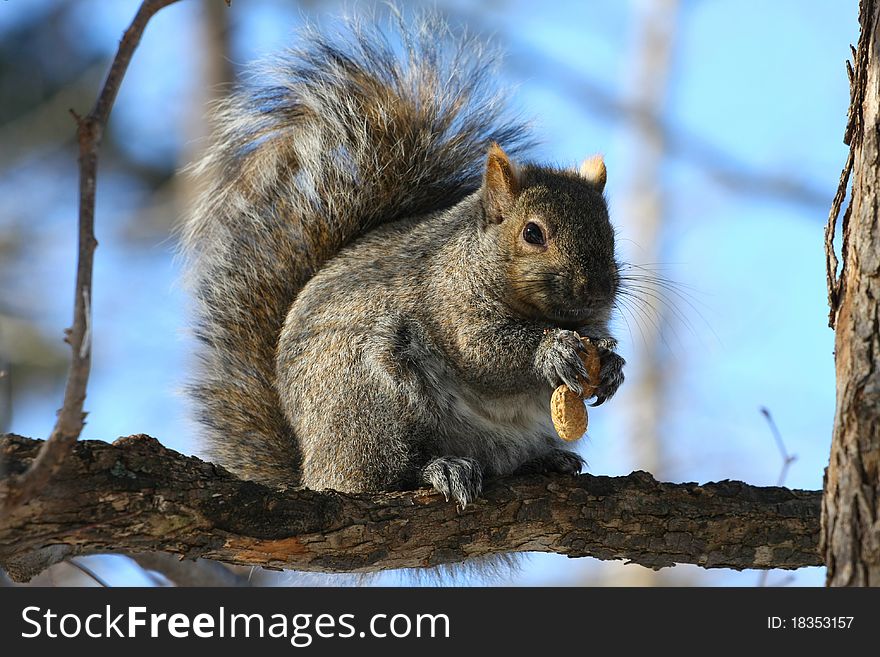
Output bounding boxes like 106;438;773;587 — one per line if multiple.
182;12;624;504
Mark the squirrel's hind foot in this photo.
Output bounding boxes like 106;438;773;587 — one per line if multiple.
421;456;483;508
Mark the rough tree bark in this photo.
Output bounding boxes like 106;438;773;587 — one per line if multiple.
822;0;880;587
0;434;821;583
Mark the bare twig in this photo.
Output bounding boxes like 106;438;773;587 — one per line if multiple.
65;558;110;587
757;406;798;586
129;552;252;587
760;407;798;487
0;0;182;513
139;567;169;587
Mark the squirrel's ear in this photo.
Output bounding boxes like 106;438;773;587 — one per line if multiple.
577;154;607;191
483;143;520;223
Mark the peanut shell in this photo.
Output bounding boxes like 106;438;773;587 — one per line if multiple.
549;337;602;442
578;338;601;398
551;385;587;442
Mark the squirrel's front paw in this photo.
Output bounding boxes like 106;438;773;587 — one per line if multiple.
515;449;585;476
586;338;625;406
538;329;591;396
422;457;483;508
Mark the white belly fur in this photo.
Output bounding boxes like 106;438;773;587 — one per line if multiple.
440;382;558;475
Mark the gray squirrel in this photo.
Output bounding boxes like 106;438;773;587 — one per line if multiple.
182;12;625;507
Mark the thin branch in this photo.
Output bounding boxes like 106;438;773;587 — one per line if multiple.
139;566;169;587
760;407;798;487
757;406;798;587
0;0;182;513
0;434;822;582
65;558;110;587
129;552;252;587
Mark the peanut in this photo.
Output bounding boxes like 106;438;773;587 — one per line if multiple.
550;338;601;442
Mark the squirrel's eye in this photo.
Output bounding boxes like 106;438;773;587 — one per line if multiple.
523;222;546;246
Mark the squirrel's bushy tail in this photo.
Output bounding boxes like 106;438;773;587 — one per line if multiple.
181;11;532;484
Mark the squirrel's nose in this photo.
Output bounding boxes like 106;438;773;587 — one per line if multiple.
573;276;595;302
580;273;613;301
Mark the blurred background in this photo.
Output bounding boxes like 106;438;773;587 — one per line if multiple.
0;0;854;586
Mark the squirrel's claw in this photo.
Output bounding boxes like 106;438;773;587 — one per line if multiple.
587;348;625;406
422;456;483;508
540;329;590;395
589;336;618;351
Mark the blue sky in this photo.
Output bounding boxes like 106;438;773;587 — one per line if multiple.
2;0;857;586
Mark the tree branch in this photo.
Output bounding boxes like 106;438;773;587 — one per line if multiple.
0;0;182;514
0;434;822;582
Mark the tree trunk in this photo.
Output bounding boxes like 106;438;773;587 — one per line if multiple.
822;0;880;587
